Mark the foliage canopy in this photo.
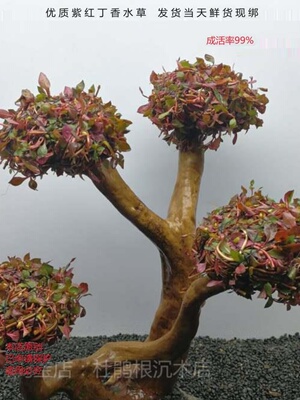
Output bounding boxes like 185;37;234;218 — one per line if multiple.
0;73;131;189
0;255;88;349
194;183;300;309
138;54;269;150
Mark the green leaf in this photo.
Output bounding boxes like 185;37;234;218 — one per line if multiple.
50;281;58;290
248;109;257;117
219;240;232;256
28;294;40;304
264;296;273;308
204;54;215;64
165;97;175;108
88;84;95;94
28;178;38;190
37;86;45;94
172;119;184;129
71;303;80;315
179;60;192;68
288;266;297;281
39;263;54;276
219;218;233;231
35;93;47;102
52;292;63;302
279;287;291;295
69;286;80;295
268;249;284;259
176;71;185;79
75;80;85;93
229;250;244;263
229;118;237;128
21;270;30;279
213;89;226;105
264;282;273;297
158;111;170;120
25;279;37;288
37;142;48;157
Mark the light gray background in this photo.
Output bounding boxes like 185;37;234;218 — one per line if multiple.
0;0;299;339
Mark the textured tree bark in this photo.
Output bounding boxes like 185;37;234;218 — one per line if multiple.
20;148;224;399
148;148;205;341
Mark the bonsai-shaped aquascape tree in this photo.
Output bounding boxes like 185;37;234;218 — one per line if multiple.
0;54;299;400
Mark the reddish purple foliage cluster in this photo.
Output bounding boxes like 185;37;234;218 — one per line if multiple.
0;73;131;189
194;183;300;309
0;254;89;349
138;55;268;150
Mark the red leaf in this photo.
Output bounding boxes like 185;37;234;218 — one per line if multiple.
208;136;222;151
282;212;296;229
23;253;30;262
207;280;223;287
36;153;53;165
6;330;20;342
6;118;19;126
257;289;267;299
235;264;246;275
9;176;27;186
78;282;89;294
232;132;238;145
61;125;73;141
80;306;86;317
237;201;255;216
64;86;73;98
275;229;288;243
59;322;71;339
11;309;22;317
150;71;158;83
22;323;30;338
196;263;206;273
284;190;294;205
38;72;51;96
275;226;300;243
0;109;12;119
28;137;44;150
264;224;277;242
280;242;300;254
137;104;150;114
21;89;34;101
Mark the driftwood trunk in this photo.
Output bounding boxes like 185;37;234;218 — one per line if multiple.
20;149;224;399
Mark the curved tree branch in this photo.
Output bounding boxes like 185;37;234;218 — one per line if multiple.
86;163;172;250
